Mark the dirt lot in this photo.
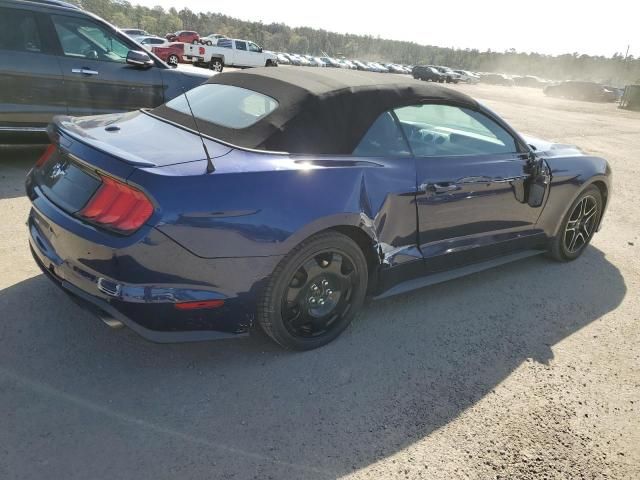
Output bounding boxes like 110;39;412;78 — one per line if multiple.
1;84;638;479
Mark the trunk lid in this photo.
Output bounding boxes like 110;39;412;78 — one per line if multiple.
53;110;231;168
29;110;231;225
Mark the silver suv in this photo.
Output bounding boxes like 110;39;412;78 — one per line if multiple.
0;0;210;144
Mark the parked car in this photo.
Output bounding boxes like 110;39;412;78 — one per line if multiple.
368;62;389;73
136;35;167;50
453;70;480;84
479;73;515;86
430;66;461;83
313;57;329;67
27;68;611;350
0;0;209;144
412;65;444;82
513;75;547;88
291;54;312;66
343;60;359;69
352;60;370;71
187;38;277;71
276;53;291;65
544;81;618;102
152;42;187;65
386;64;407;74
165;30;200;44
201;33;226;46
305;56;326;67
121;28;149;37
320;56;342;68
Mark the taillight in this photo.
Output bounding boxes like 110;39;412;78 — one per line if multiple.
35;144;56;168
78;175;153;234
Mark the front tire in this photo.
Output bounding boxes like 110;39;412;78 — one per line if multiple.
167;54;179;66
549;185;602;261
257;231;368;350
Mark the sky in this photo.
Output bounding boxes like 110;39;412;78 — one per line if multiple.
133;0;639;58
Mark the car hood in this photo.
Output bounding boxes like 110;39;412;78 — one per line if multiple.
53;111;231;167
521;134;584;157
174;64;212;79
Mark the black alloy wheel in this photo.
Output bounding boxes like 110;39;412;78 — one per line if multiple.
563;195;598;253
550;185;602;261
257;232;368;350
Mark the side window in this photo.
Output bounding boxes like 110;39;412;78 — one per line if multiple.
235;41;247;51
394;104;518;157
248;42;260;52
352;112;411;157
0;8;42;53
217;38;232;49
52;15;130;63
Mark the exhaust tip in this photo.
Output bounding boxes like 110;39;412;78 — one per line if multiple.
99;315;124;329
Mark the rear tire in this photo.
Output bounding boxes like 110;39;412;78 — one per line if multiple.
549;185;602;261
210;58;223;72
257;231;368;350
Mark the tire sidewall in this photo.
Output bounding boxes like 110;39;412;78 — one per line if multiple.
261;233;368;350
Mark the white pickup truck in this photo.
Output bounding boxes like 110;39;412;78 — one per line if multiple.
183;38;278;72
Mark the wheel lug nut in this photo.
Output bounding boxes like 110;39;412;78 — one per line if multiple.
326;289;333;295
318;299;325;305
311;285;319;291
309;297;316;304
322;280;329;287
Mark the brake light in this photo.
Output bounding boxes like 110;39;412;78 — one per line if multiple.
35;144;56;168
174;299;225;310
78;175;153;234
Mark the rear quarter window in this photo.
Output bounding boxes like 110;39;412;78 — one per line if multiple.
0;8;42;53
166;84;279;129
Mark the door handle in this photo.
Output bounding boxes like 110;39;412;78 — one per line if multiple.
421;183;460;194
71;68;99;76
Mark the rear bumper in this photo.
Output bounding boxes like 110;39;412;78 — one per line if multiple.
27;196;282;343
31;245;244;343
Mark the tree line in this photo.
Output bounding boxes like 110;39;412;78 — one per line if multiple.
75;0;640;85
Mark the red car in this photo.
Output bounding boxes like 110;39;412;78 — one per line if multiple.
153;42;207;66
152;42;186;65
165;30;200;44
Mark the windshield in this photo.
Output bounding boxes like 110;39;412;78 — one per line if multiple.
164;84;279;129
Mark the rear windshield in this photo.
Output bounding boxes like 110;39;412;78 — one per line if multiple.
165;84;278;129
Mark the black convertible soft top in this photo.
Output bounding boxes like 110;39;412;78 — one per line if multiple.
152;67;479;154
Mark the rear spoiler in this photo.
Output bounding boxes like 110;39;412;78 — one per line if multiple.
51;116;157;167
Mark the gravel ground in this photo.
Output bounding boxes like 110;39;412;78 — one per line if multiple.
0;84;638;479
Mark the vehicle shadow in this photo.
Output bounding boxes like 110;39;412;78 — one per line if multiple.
0;246;625;479
0;147;43;199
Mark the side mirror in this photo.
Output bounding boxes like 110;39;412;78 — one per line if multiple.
258;47;263;53
126;50;153;68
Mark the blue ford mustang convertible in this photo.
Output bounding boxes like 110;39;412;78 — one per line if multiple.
26;68;611;350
